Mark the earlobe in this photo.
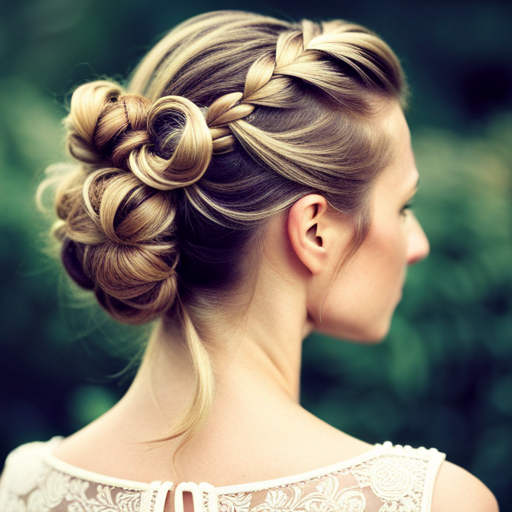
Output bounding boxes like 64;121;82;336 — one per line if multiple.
287;195;329;275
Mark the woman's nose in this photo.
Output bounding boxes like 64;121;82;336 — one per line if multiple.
407;214;430;266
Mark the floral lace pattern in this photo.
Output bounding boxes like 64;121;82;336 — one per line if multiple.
0;439;445;512
232;475;367;512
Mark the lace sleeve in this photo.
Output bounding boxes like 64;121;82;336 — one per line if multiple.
218;443;446;512
0;440;147;512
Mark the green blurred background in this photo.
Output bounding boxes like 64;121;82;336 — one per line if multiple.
1;0;511;506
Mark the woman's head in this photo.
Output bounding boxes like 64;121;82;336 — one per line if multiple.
38;10;419;442
46;11;407;324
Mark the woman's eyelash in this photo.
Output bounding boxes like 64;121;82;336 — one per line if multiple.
401;201;413;215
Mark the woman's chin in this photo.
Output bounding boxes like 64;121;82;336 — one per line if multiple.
314;317;392;344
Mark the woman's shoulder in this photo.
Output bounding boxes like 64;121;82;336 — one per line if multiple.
0;438;148;512
431;459;499;512
0;438;437;504
0;437;499;512
0;438;61;484
351;442;498;512
0;437;58;477
0;438;60;508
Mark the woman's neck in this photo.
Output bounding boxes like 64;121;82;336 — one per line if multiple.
124;247;311;448
52;215;367;484
128;262;311;434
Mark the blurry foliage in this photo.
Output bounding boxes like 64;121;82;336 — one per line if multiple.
0;0;511;509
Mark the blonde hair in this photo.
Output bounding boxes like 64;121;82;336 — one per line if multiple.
37;10;407;448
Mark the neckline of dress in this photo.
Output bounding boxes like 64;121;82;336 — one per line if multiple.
43;436;391;495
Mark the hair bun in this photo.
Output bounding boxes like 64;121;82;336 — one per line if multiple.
65;81;134;166
60;238;95;290
66;81;212;191
66;81;153;169
55;81;191;324
52;165;181;324
129;96;213;190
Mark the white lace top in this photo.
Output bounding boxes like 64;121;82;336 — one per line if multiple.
0;437;445;512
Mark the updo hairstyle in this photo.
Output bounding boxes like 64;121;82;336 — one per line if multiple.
37;10;407;443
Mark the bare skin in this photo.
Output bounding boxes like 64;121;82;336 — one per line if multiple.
52;102;499;512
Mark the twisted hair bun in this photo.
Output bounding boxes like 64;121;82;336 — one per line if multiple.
66;80;213;188
53;80;213;324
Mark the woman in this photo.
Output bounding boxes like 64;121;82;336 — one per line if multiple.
0;10;499;512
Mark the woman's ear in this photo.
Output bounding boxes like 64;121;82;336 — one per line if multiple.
287;195;330;275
